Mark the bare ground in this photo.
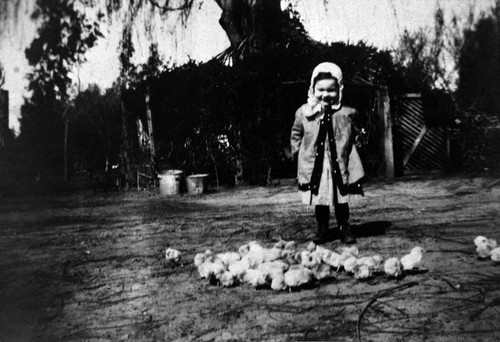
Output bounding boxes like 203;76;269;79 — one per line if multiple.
1;174;500;342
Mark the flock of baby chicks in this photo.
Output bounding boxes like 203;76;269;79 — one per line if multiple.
474;235;500;262
166;241;425;291
161;234;500;292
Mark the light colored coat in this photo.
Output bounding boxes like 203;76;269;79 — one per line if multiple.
290;103;365;187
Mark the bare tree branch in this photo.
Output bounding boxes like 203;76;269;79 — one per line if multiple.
148;0;195;13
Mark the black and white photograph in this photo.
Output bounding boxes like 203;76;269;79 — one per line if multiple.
1;0;500;341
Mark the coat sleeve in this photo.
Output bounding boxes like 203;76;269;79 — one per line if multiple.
335;109;356;185
290;107;304;159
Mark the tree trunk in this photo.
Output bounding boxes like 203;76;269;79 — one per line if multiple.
63;118;69;182
120;101;136;190
145;85;156;161
214;0;282;54
233;125;244;185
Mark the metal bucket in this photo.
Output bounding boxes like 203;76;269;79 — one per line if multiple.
158;170;183;195
186;174;208;194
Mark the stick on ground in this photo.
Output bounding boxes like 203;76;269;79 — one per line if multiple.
357;281;419;342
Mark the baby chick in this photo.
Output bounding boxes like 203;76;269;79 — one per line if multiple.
241;241;271;265
312;263;334;281
284;266;313;289
338;246;359;268
384;257;403;278
281;247;297;263
315;246;333;262
248;241;265;254
284;240;297;252
218;271;236;287
488;238;498;249
474;236;490;258
474;235;488;247
197;258;226;280
356;255;384;272
356;256;371;266
354;264;372;280
228;258;252;281
273;239;287;250
245;250;266;266
194;249;215;267
299;250;322;269
474;236;497;259
262;247;283;263
490;247;500;263
281;241;298;262
343;256;358;273
338;246;359;258
258;260;289;275
165;248;181;264
400;247;425;271
324;251;342;269
271;273;287;291
243;269;268;288
216;252;241;267
194;252;207;267
306;241;317;252
238;243;251;256
476;245;491;259
371;255;384;271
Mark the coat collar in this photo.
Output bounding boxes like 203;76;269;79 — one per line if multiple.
304;102;342;119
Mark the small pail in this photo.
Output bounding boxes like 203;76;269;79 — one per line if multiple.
158;170;183;195
186;174;208;194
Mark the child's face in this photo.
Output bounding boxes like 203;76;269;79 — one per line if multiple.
313;78;339;106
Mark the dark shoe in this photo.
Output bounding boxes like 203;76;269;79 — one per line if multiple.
313;231;329;244
339;224;356;244
313;223;329;244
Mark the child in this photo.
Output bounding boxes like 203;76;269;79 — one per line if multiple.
290;62;365;244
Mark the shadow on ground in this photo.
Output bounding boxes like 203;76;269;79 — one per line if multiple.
353;220;391;238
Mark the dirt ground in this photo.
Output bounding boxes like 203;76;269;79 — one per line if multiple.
1;174;500;342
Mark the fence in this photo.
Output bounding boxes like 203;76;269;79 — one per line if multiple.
394;93;449;175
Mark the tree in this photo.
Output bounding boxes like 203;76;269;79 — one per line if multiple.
69;84;122;174
101;0;282;58
393;7;468;96
214;0;281;55
19;0;102;181
454;1;500;172
0;0;24;34
6;0;402;186
458;1;500;115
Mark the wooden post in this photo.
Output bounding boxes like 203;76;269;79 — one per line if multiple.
145;85;156;159
63;118;69;182
234;125;244;186
378;87;395;180
0;89;8;148
0;90;8;198
61;104;71;183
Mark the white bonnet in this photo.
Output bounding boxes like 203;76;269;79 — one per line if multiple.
307;62;344;111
